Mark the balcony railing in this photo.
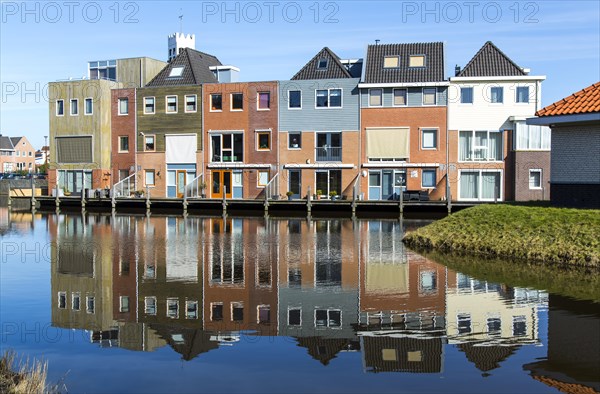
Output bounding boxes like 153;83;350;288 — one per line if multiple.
315;146;342;162
112;172;136;197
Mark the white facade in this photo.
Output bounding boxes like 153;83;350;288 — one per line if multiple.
168;33;196;62
448;77;545;131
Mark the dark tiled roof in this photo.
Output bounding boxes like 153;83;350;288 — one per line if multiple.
363;42;445;83
0;136;15;150
363;336;443;373
458;343;519;372
457;41;526;77
10;137;22;147
295;337;359;365
291;47;353;80
536;82;600;116
146;48;221;87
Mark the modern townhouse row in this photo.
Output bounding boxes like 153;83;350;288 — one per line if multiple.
48;37;550;202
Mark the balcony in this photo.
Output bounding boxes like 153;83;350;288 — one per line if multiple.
315;146;342;162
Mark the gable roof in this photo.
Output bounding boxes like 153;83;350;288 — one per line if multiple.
10;137;22;147
291;47;354;80
0;136;15;150
457;41;526;77
458;343;519;372
536;82;600;117
146;48;222;87
362;42;445;84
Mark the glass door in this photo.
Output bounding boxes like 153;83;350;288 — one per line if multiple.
289;170;301;199
212;170;233;199
176;170;186;198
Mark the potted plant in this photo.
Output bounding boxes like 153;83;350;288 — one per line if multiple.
329;190;338;200
286;191;294;200
316;189;323;200
63;187;71;197
134;190;144;198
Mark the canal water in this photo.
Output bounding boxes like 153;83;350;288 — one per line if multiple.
1;209;598;393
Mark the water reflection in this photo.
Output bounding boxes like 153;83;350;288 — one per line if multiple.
39;213;599;391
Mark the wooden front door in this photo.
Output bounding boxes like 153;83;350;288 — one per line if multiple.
176;170;186;198
212;170;233;199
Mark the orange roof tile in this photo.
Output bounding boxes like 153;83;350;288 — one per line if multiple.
536;81;600;117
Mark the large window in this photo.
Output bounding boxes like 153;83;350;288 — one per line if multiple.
211;94;222;111
316;132;342;162
211;133;244;162
288;90;301;109
422;169;436;188
369;89;383;107
514;123;551;150
315;309;341;328
316;89;342;108
231;93;243;110
118;98;128;115
459;130;503;161
460;87;473;104
56;136;93;163
459;170;502;201
516;86;530;103
89;60;116;80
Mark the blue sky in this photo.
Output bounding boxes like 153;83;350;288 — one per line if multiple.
1;0;599;148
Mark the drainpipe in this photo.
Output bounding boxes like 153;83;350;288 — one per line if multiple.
134;88;138;191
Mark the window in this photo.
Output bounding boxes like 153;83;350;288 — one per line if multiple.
166;95;177;113
288;132;301;149
257;305;270;324
513;315;527;336
316;88;342;108
232;302;244;322
185;95;197;112
86;296;95;314
145;297;157;315
55;136;93;163
186;301;198;319
383;56;400;68
516;86;530;103
84;98;93;115
118;98;128;115
420;271;437;292
257;131;270;150
317;58;328;69
421;129;437;149
119;296;130;313
423;88;436;105
231;93;243;110
145;170;155;186
459;130;503;161
460;87;473;104
72;293;80;311
144;135;155;151
211;94;222;111
211;133;244;162
70;99;78;115
487;317;501;335
144;264;155;278
56;100;64;116
393;89;407;106
515;123;551;150
315;309;341;328
369;89;383;107
58;292;67;309
490;86;503;103
144;97;155;114
211;303;223;321
89;60;116;80
529;169;542;189
168;66;184;77
459;170;502;201
258;170;269;187
258;92;270;110
167;298;179;318
457;314;471;334
422;169;436;188
409;55;425;67
288;90;301;109
118;136;129;152
288;308;301;326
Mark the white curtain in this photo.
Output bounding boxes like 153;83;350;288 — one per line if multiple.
460;172;478;199
488;132;502;160
474;131;487;160
530;126;542;149
481;173;500;199
459;131;472;161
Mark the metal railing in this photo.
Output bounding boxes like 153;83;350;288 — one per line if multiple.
351;173;361;201
112;173;136;197
184;173;205;198
265;173;280;200
315;146;342;162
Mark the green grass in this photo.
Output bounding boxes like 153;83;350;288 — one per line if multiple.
403;204;600;268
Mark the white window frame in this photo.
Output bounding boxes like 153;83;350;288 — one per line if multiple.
58;291;67;309
421;169;437;189
145;296;157;315
529;169;542;189
516;86;530;104
210;132;244;163
119;296;130;312
314;309;342;329
144;97;155;114
84;97;93;115
56;99;64;116
288;132;301;149
166;298;179;319
257;91;271;111
369;88;383;107
458;169;503;201
145;169;155;186
70;99;78;116
257;170;269;188
72;292;81;311
315;88;343;109
392;88;408;106
459;130;503;162
460;87;474;104
118;136;129;153
231;92;244;111
288;307;302;326
184;94;197;113
186;300;199;319
210;93;223;112
210;302;224;321
86;296;95;314
118;97;129;115
422;88;436;106
288;90;302;109
165;95;178;114
421;128;438;150
144;135;155;152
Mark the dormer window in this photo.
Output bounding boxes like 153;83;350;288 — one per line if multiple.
383;56;400;68
409;55;426;68
169;66;184;78
317;58;328;70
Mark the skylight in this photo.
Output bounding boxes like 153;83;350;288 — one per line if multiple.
317;58;328;70
169;66;184;77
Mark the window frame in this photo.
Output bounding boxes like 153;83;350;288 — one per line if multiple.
392;88;407;106
256;131;271;151
144;96;155;114
460;87;474;104
58;291;67;309
257;92;271;111
145;169;155;186
288;90;302;109
317;58;328;70
422;88;436;106
288;132;301;149
210;93;223;112
315;88;343;109
144;296;157;315
516;86;530;104
257;170;269;188
458;169;503;201
383;56;400;68
529;169;542;189
84;97;93;115
118;97;129;115
421;128;438;150
458;130;504;162
165;95;178;114
118;136;129;153
144;135;155;152
185;94;197;113
231;92;244;111
369;88;383;107
86;296;95;314
490;86;504;104
409;54;426;68
70;99;79;116
119;296;130;313
421;169;437;189
56;99;64;116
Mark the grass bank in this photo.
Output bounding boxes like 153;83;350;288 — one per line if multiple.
0;350;56;393
403;204;600;268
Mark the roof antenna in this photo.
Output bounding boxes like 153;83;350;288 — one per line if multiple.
375;39;380;45
179;10;183;33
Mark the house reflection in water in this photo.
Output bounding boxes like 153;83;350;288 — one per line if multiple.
48;214;550;372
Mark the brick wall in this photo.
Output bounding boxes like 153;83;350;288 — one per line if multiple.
513;150;551;201
111;89;137;185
